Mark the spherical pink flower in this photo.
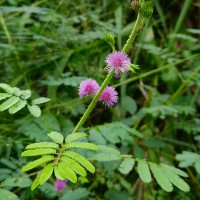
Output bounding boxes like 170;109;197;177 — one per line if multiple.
100;86;118;107
78;78;100;97
55;179;68;193
105;51;131;77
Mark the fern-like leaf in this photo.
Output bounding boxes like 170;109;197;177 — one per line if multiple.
67;142;98;151
64;151;95;173
26;142;59;150
21;148;57;157
65;132;88;143
21;155;54;172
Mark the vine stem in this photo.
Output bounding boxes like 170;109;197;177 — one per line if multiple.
72;6;145;134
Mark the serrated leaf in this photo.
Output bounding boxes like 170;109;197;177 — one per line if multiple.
39;163;54;185
164;167;190;192
0;93;11;100
32;97;51;105
31;175;40;191
138;160;152;183
9;99;26;114
0;83;13;94
64;151;95;173
0;189;19;200
119;158;135;174
149;163;173;192
21;90;31;99
93;153;121;161
28;105;41;117
65;132;88;143
61;156;87;177
48;131;64;144
21;148;57;157
26;142;59;150
0;96;19;111
161;164;188;177
55;162;77;183
21;155;54;172
67;142;98;151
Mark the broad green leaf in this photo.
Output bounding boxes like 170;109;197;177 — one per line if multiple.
164;168;190;192
55;162;77;183
0;189;19;200
138;160;152;183
26;142;59;150
65;132;88;143
93;153;121;161
21;90;31;99
32;97;51;105
194;159;200;174
61;156;87;177
150;162;173;192
161;164;188;177
9;99;26;114
39;163;54;185
64;151;95;173
119;158;135;174
21;148;56;157
28;105;41;117
67;142;98;151
48;131;64;144
31;175;40;191
0;96;19;111
0;83;13;94
13;87;21;96
21;155;54;172
0;93;11;100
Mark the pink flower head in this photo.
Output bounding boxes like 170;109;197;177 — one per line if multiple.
55;179;68;193
100;86;118;107
78;78;100;97
105;51;131;77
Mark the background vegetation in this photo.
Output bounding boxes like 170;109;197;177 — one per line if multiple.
0;0;199;199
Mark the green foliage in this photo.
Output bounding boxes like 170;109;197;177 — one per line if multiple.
21;131;98;189
119;158;135;174
176;151;200;174
0;189;19;200
0;83;50;117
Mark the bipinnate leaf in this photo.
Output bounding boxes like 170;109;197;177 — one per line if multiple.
67;142;98;151
149;162;173;192
28;105;41;117
164;168;190;192
32;97;51;105
48;131;64;144
0;93;11;100
119;158;135;174
0;96;19;111
65;132;88;143
0;189;19;200
0;83;13;94
21;155;54;172
161;164;188;177
64;151;95;173
21;148;57;157
26;142;59;150
61;156;87;177
9;99;26;114
39;163;54;185
55;162;77;183
138;160;152;183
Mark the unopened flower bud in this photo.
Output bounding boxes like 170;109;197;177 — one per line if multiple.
131;0;140;12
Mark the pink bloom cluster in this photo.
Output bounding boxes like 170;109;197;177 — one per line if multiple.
105;51;131;77
55;179;68;193
78;78;118;107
